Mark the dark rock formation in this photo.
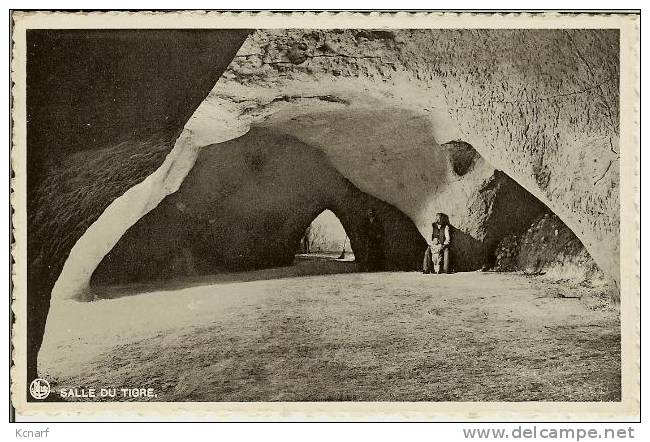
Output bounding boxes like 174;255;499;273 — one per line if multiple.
451;170;548;271
442;141;480;177
494;213;603;282
26;29;249;387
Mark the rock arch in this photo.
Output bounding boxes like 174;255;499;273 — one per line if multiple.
90;127;427;287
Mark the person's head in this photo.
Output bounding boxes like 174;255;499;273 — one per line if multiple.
434;212;449;226
367;208;377;222
432;237;440;245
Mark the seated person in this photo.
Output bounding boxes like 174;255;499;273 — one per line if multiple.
423;212;451;274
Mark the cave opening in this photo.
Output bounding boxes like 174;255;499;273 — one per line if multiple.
296;209;355;261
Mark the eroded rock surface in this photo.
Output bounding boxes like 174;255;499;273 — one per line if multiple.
494;213;603;283
202;29;619;281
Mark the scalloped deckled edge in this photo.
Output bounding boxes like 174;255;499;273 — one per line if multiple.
10;10;640;421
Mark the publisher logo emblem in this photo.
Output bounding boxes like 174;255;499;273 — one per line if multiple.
29;378;50;400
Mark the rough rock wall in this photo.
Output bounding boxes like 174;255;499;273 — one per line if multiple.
26;30;249;383
91;127;427;286
451;168;549;271
494;213;603;282
203;29;619;282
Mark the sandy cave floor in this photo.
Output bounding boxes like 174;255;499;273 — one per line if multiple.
39;259;620;402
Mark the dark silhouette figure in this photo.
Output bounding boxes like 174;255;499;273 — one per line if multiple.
338;236;348;259
361;209;385;271
423;212;452;274
300;228;311;254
